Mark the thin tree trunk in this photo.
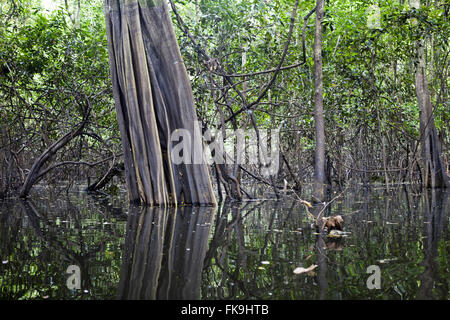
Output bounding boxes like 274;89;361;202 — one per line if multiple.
75;0;81;28
104;0;217;205
313;0;326;202
293;111;303;192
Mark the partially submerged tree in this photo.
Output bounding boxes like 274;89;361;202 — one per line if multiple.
313;0;326;202
103;0;216;206
413;0;449;189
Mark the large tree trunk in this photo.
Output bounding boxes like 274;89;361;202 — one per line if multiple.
103;0;216;205
414;2;449;189
313;0;326;202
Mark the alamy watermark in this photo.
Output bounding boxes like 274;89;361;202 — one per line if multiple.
66;265;81;290
367;5;381;30
170;121;280;177
367;1;423;30
366;265;381;290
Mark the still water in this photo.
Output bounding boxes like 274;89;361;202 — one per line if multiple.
0;187;448;300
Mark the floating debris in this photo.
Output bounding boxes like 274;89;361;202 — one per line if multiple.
316;215;344;233
386;222;399;225
261;261;270;265
377;258;398;264
293;264;317;275
327;230;351;238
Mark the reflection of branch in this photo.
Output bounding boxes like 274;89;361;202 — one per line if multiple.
203;201;267;299
417;190;448;299
315;234;328;300
258;202;279;273
20;200;105;265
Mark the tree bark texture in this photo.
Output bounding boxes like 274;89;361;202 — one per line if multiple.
313;0;326;202
415;31;449;189
103;0;217;205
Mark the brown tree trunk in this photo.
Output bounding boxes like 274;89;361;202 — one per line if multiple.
414;14;449;189
313;0;326;202
104;0;217;205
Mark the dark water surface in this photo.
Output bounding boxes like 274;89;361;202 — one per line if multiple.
0;187;448;300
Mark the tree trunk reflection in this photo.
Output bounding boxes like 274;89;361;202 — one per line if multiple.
416;190;448;299
117;205;215;299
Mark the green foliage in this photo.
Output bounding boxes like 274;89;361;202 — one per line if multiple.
0;0;120;193
172;0;448;179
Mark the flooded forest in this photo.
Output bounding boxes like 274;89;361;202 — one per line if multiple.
0;0;449;300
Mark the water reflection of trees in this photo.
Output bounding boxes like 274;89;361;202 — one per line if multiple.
416;190;448;299
202;200;343;299
110;189;450;300
117;201;316;300
203;201;269;299
0;188;447;300
202;200;319;299
200;189;448;300
117;206;215;299
0;194;127;299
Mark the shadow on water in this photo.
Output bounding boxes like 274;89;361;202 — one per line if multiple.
0;188;448;300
